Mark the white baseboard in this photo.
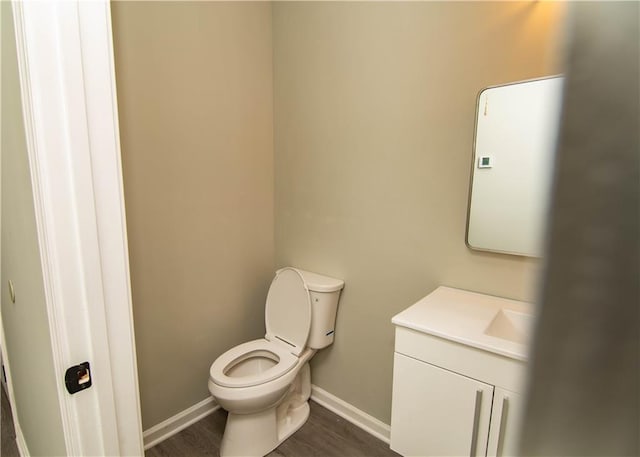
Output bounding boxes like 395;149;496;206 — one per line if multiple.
310;384;391;444
141;387;390;450
15;422;30;457
1;331;28;457
143;397;220;450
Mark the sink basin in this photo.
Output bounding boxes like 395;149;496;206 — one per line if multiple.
484;309;532;344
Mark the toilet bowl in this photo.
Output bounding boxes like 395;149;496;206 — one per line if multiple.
208;267;344;457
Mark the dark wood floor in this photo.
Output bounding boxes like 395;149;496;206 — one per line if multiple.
147;401;400;457
1;386;19;457
1;389;399;457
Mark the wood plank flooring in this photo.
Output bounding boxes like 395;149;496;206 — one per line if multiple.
147;401;400;457
1;386;19;457
1;389;399;457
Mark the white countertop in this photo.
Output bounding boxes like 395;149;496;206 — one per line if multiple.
392;286;534;361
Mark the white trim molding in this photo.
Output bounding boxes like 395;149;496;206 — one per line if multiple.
0;317;27;457
311;385;391;444
11;1;143;454
76;2;145;454
143;398;220;450
141;388;390;451
2;321;29;457
14;421;30;457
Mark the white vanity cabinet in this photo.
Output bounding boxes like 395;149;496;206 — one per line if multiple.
391;353;494;456
390;287;532;457
486;388;524;457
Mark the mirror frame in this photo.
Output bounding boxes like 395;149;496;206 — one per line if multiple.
465;75;563;257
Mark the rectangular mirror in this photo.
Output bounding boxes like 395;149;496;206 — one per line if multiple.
466;76;564;257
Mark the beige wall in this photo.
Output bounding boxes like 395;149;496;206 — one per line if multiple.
1;2;67;454
111;2;274;429
112;0;564;431
273;2;565;423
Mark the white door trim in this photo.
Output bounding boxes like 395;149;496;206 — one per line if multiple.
11;1;143;455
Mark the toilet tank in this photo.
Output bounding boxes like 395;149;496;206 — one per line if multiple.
283;268;344;350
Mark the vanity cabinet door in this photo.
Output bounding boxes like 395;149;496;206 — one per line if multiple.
486;388;524;457
390;353;494;457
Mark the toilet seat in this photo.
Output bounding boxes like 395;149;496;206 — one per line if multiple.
265;268;311;356
210;339;298;388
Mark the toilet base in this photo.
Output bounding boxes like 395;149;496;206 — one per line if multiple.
277;400;310;443
219;363;312;457
220;402;310;457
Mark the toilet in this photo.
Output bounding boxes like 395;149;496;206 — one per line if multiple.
208;267;344;457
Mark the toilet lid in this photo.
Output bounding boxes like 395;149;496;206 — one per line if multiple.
264;268;311;356
209;339;298;388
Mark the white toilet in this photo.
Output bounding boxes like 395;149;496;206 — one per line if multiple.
208;267;344;457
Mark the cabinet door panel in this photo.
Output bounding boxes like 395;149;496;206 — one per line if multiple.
487;388;524;457
391;353;494;457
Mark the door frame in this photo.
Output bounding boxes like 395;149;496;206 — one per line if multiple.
9;1;143;454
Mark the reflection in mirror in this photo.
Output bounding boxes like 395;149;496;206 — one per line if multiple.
466;77;564;257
